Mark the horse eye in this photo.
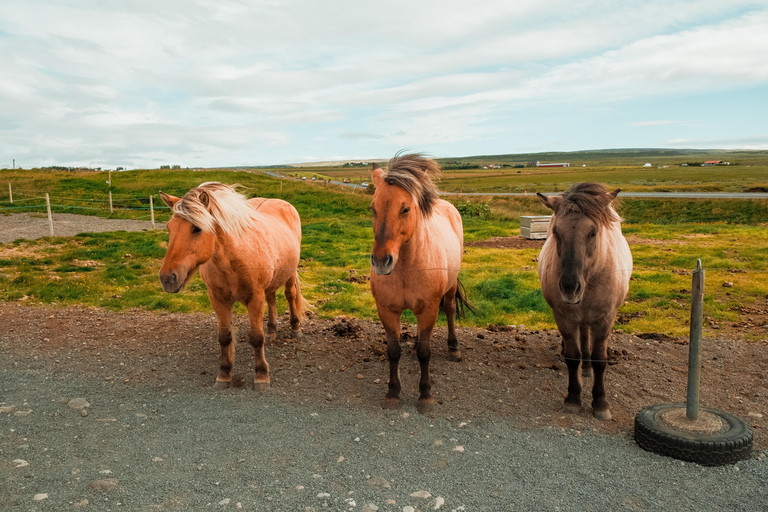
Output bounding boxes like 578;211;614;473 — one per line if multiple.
588;229;597;238
192;225;202;234
401;207;411;215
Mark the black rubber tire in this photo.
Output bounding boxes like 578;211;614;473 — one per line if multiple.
634;403;753;466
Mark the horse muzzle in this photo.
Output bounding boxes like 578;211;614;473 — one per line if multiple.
371;254;396;276
159;270;185;293
558;280;584;305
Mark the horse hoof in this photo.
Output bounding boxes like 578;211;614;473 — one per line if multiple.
290;330;303;339
582;368;593;378
213;380;231;390
252;380;271;391
382;397;401;410
265;335;275;344
447;350;462;362
593;408;612;421
563;403;581;414
417;399;435;414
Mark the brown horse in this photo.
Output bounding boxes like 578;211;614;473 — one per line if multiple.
537;182;632;420
158;182;305;390
370;154;471;414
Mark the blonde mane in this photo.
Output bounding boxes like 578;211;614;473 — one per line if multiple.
172;182;258;236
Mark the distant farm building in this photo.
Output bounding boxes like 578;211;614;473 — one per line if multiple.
703;160;729;166
537;162;570;168
643;163;652;167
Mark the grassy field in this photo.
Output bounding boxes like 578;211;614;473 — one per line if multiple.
1;156;767;338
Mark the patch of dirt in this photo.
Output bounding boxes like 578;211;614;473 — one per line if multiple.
465;236;545;249
1;303;765;447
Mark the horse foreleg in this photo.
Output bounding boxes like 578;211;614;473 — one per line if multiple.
265;290;277;343
246;292;270;391
284;274;302;337
561;330;582;414
415;306;439;414
442;286;461;362
580;324;592;378
378;308;402;409
211;301;235;390
590;322;613;420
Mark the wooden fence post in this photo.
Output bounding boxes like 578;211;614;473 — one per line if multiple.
46;193;54;236
150;195;155;229
8;183;12;204
109;191;113;213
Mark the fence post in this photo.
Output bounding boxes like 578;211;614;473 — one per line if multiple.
46;193;54;236
109;191;113;213
108;169;112;187
150;195;155;229
686;259;705;420
8;183;12;204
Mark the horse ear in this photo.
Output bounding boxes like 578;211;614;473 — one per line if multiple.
608;188;621;201
537;192;560;211
159;191;179;208
372;163;385;187
199;190;210;208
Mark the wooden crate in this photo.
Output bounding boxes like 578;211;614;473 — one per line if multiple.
520;215;551;240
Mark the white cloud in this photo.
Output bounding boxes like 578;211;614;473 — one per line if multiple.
0;1;767;166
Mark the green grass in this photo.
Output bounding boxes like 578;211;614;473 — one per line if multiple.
2;163;768;338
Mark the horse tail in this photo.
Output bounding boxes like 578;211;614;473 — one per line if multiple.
293;272;310;323
440;277;475;319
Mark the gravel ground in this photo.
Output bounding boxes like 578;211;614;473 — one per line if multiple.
2;214;768;510
0;213;163;244
2;366;767;511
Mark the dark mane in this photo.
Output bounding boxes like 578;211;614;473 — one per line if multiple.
559;182;621;227
383;153;441;216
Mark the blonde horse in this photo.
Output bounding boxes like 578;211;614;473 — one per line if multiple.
159;182;305;390
370;154;471;413
537;182;632;420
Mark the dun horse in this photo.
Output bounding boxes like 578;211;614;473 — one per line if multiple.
159;182;305;390
370;154;471;413
537;182;632;420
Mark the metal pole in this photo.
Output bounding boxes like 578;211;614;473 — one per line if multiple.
109;191;113;213
8;183;12;204
46;193;54;237
150;195;155;229
686;259;704;420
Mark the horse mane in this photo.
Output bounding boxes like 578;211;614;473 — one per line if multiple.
173;182;258;236
559;182;621;227
383;153;441;217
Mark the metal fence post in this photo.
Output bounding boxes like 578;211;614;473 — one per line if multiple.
686;259;704;420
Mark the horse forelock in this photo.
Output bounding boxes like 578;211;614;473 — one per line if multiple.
558;182;621;228
383;153;441;217
173;182;257;236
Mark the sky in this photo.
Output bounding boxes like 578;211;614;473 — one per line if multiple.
1;1;767;169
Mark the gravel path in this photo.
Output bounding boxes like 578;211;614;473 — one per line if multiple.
0;213;163;244
2;366;767;511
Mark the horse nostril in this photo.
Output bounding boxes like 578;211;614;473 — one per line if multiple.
386;254;394;268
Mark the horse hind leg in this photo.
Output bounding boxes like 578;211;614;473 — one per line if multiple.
442;286;462;362
284;273;303;338
580;324;592;378
265;290;277;344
